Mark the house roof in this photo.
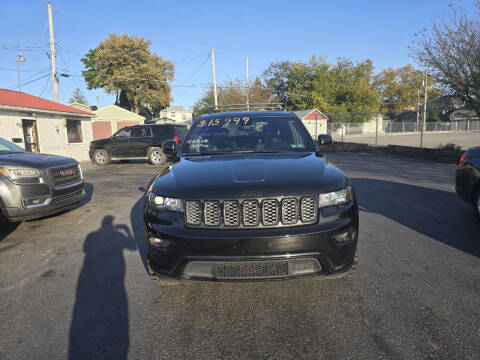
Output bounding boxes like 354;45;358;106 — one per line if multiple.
166;105;186;111
93;104;145;121
293;108;328;120
0;89;93;116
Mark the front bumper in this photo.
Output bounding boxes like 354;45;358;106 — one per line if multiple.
144;202;359;281
0;180;84;222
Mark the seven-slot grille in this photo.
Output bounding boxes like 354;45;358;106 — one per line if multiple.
49;164;82;188
184;196;317;228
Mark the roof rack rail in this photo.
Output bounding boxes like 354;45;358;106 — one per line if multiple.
207;103;284;113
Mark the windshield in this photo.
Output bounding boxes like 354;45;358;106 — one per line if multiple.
0;137;26;155
181;116;315;155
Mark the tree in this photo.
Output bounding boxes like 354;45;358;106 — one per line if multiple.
69;88;88;105
81;33;174;114
373;65;441;112
192;78;273;116
411;1;480;115
262;56;379;117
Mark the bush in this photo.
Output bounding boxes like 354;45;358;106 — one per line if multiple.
437;143;462;151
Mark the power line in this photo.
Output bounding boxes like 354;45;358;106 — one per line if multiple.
39;73;51;97
172;54;211;100
7;73;50;90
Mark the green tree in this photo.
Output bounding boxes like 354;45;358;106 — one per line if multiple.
411;1;480;115
262;56;379;117
68;88;88;105
373;65;441;112
81;33;174;114
192;78;272;116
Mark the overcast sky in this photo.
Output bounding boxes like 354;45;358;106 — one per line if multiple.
0;0;477;110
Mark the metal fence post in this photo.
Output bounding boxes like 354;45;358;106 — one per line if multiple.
402;121;404;133
341;113;344;142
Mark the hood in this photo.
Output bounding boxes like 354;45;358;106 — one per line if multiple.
91;138;111;145
152;152;348;199
0;152;78;169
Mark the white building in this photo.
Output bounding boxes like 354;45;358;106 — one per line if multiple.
0;89;95;161
159;106;192;125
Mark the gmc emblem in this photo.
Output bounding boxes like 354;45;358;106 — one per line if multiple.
60;169;76;176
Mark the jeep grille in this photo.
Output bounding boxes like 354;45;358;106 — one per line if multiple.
184;196;317;229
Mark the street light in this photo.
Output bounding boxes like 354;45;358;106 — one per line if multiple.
16;54;25;91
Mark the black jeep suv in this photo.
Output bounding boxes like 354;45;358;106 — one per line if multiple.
89;124;187;165
144;112;359;281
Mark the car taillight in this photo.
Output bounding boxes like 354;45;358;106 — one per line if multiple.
174;135;179;144
459;153;467;165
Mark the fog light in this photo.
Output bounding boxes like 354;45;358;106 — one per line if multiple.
149;237;171;249
22;197;50;208
334;229;356;245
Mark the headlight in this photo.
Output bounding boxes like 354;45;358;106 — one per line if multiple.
318;186;352;207
148;193;183;212
0;166;42;182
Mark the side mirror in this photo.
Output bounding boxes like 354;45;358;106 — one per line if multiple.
11;138;23;143
162;140;177;156
317;134;333;146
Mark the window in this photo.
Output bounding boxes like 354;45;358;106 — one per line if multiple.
67;120;83;143
182;113;187;120
182;116;315;155
171;112;176;117
114;128;132;138
131;127;151;138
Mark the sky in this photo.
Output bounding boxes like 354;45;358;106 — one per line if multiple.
0;0;477;110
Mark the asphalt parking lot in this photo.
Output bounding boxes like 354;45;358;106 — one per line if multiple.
1;153;479;360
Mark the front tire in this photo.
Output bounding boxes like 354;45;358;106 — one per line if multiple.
148;148;166;165
93;149;110;166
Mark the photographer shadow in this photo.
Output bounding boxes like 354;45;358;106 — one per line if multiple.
68;215;136;360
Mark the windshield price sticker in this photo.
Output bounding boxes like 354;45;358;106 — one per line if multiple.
198;117;249;127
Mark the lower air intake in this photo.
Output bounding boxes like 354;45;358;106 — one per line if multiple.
182;258;322;280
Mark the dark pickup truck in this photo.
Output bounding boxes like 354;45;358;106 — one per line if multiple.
89;124;187;165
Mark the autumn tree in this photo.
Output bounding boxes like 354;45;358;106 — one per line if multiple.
68;88;88;105
373;65;441;112
411;1;480;115
81;34;174;114
192;78;273;116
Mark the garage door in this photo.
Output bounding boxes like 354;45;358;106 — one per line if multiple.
116;121;140;131
92;121;112;140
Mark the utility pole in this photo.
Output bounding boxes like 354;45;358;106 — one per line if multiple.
15;54;25;91
420;69;427;148
211;48;218;111
246;56;249;111
48;2;58;102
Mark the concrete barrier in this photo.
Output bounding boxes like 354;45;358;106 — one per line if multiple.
322;142;463;164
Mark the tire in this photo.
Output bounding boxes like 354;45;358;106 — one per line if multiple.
148;147;166;165
474;190;480;220
93;149;110;166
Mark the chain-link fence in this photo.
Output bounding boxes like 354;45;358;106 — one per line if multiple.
311;112;480;150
